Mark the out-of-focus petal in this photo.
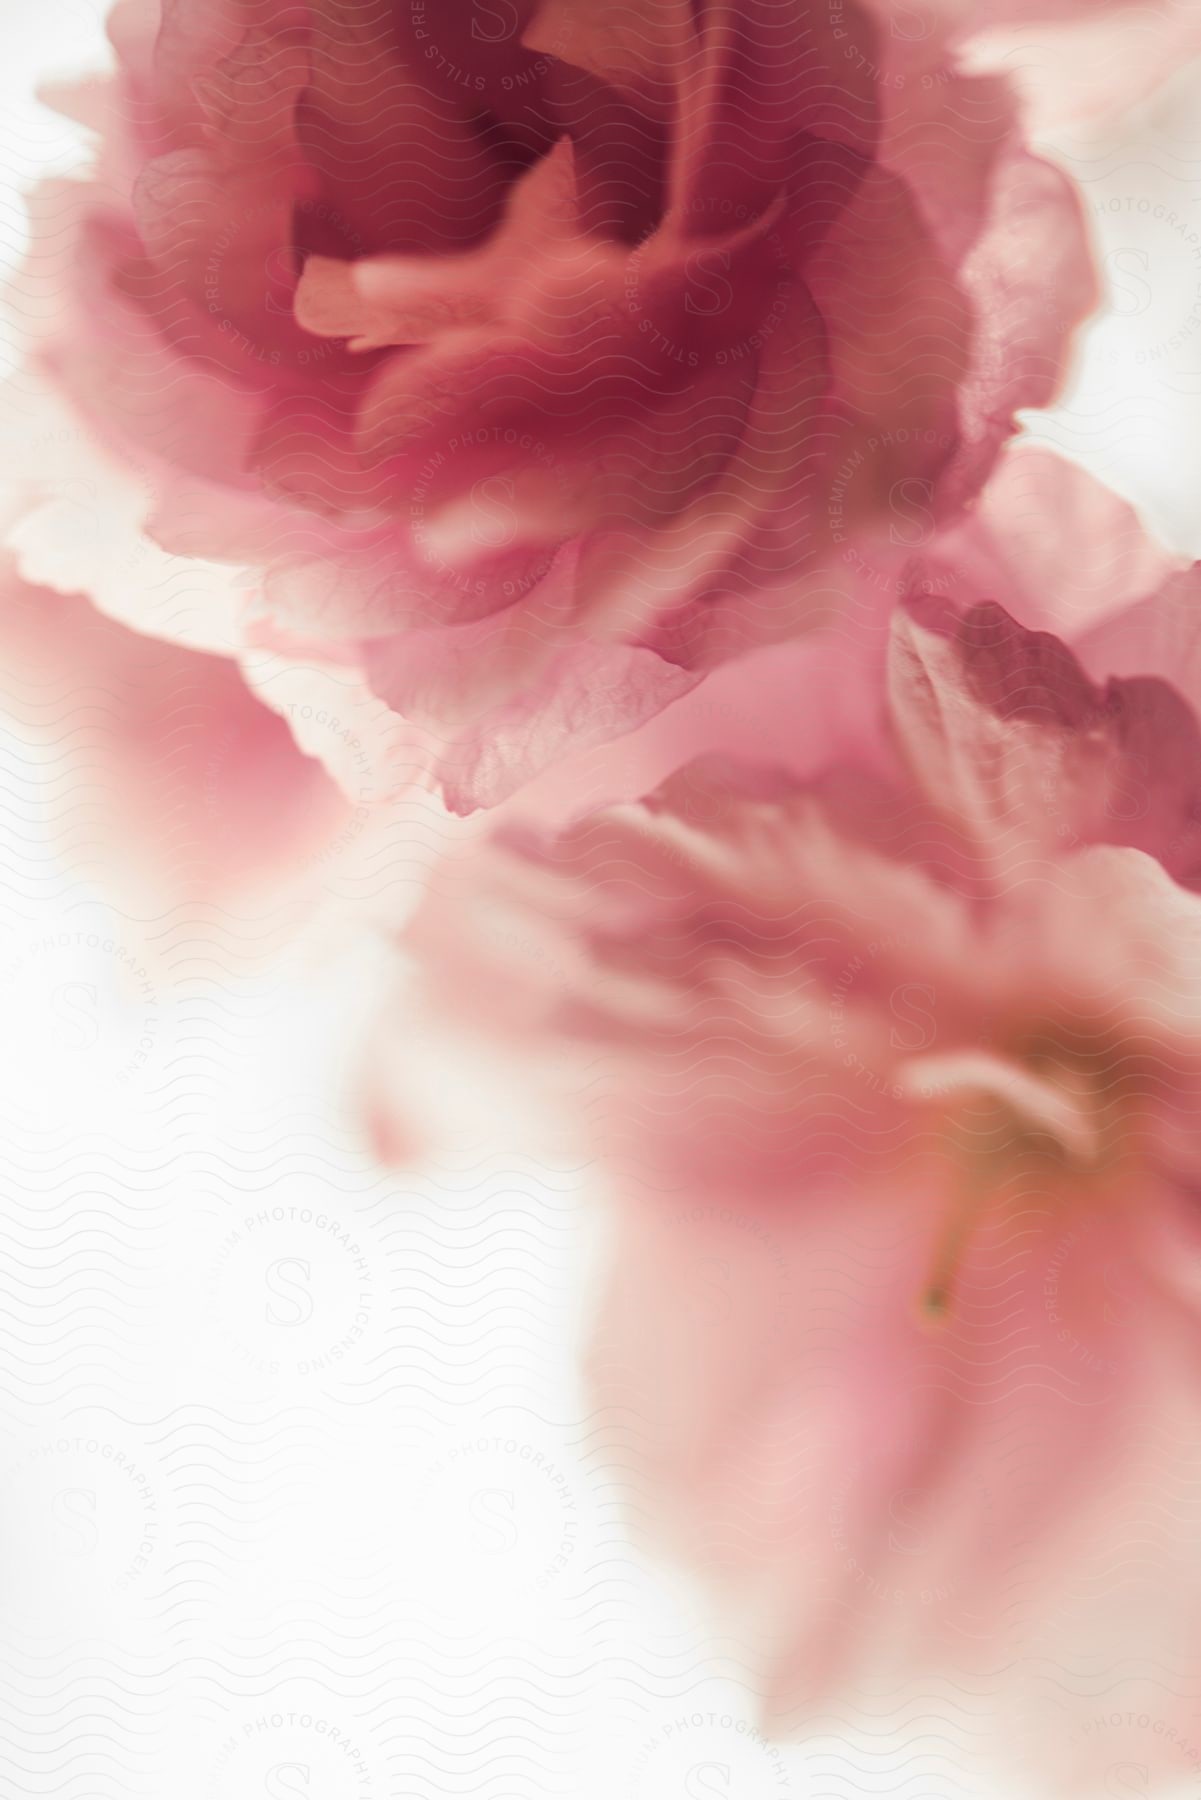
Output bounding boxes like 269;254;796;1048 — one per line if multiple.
890;591;1201;888
0;563;343;908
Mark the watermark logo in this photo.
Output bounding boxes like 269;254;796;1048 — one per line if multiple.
207;1203;377;1386
420;1432;584;1599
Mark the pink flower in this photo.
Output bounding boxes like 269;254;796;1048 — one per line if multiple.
384;454;1201;1790
15;0;1098;811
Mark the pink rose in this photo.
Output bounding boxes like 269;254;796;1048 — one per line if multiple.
15;0;1097;811
379;454;1201;1789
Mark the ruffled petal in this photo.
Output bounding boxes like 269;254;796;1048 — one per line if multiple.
890;591;1201;888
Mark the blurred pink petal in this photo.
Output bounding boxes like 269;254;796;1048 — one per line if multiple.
960;0;1201;133
920;440;1185;636
0;563;343;908
890;590;1201;886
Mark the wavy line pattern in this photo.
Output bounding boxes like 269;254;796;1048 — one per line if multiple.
2;4;1201;1800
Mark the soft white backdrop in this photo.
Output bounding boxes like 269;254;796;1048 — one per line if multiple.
2;6;1201;1796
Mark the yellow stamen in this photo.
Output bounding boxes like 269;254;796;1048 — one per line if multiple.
918;1177;984;1324
908;1061;1102;1325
